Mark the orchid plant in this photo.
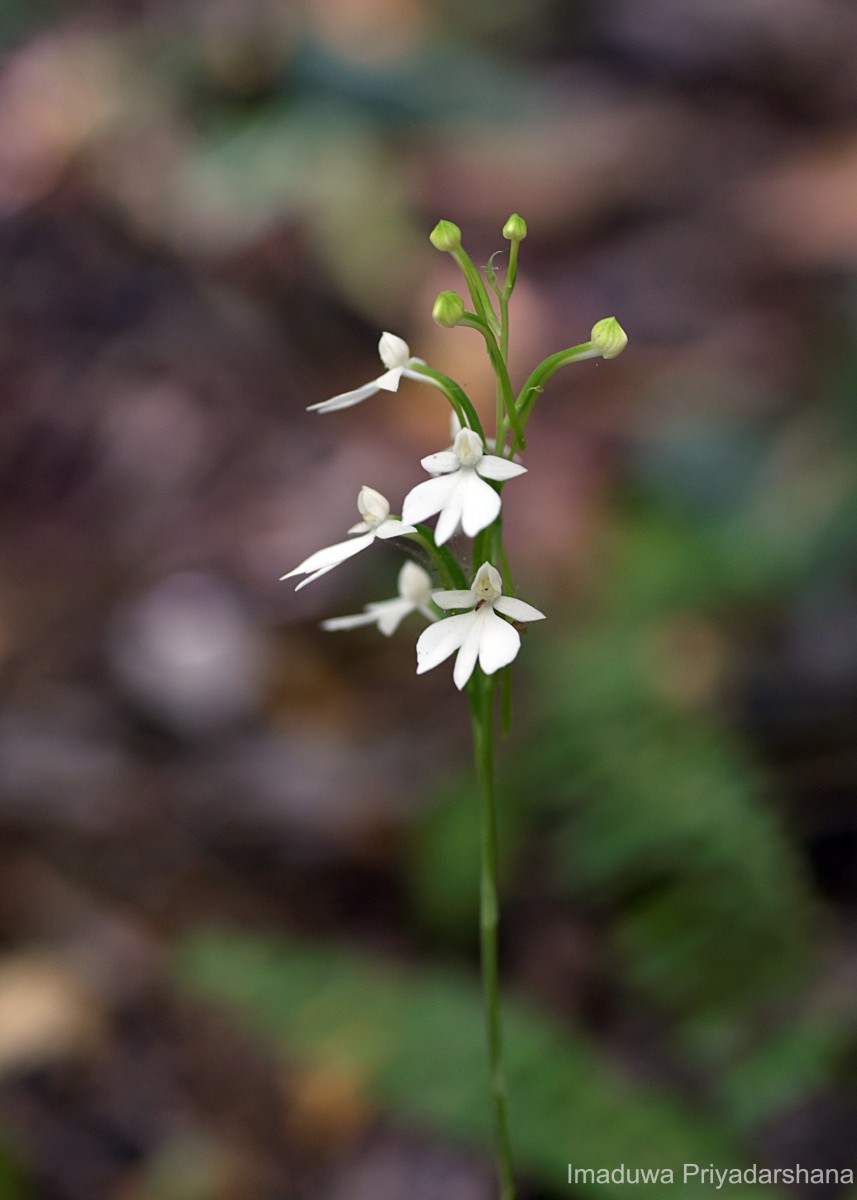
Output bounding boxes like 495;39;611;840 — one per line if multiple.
282;215;626;1199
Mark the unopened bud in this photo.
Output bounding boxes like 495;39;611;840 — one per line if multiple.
591;317;628;360
502;213;527;241
429;219;462;252
432;290;466;328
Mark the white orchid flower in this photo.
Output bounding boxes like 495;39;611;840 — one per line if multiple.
402;428;526;545
307;332;427;414
416;562;545;690
321;561;436;637
281;486;416;591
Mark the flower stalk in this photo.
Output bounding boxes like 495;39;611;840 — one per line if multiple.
470;671;517;1200
457;313;525;455
409;362;487;445
285;212;626;1200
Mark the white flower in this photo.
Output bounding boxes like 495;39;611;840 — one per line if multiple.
321;561;435;636
281;486;416;590
402;428;526;545
307;332;427;413
416;562;545;690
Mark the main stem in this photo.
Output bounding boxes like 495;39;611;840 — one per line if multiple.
470;674;517;1200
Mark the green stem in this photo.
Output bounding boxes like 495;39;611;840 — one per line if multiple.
500;666;512;735
410;364;487;446
496;296;510;452
452;247;500;335
499;293;510;361
407;526;467;590
495;240;520;456
497;535;514;595
502;239;520;300
471;496;507;593
469;673;517;1200
497;288;512;456
458;316;526;456
516;341;598;425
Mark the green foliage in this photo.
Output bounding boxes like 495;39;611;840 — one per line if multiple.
536;619;814;1022
291;40;547;126
142;1134;230;1200
715;1013;851;1131
171;98;422;310
0;1131;31;1200
174;930;780;1199
521;503;834;1123
404;769;520;949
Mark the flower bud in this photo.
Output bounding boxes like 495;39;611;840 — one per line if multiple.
502;213;527;241
591;316;628;360
429;219;462;252
432;290;466;328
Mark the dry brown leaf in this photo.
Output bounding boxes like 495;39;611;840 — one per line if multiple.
0;952;103;1074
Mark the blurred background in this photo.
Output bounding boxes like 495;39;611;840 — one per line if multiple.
3;0;857;1197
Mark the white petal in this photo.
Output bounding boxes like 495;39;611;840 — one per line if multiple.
367;597;414;636
295;562;343;589
476;455;527;481
493;596;546;622
280;532;374;584
433;478;466;545
378;332;411;370
453;608;488;689
459;472;501;538
374;366;405;393
321;610;381;632
375;518;417;539
420;449;460;475
397;561;433;604
402;473;460;527
416;612;474;674
432;589;477;610
322;591;417;637
477;609;521;676
307;380;380;412
348;520;372;534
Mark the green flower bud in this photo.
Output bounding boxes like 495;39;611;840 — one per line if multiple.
432;290;466;328
502;213;527;241
591;316;628;360
429;219;462;252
